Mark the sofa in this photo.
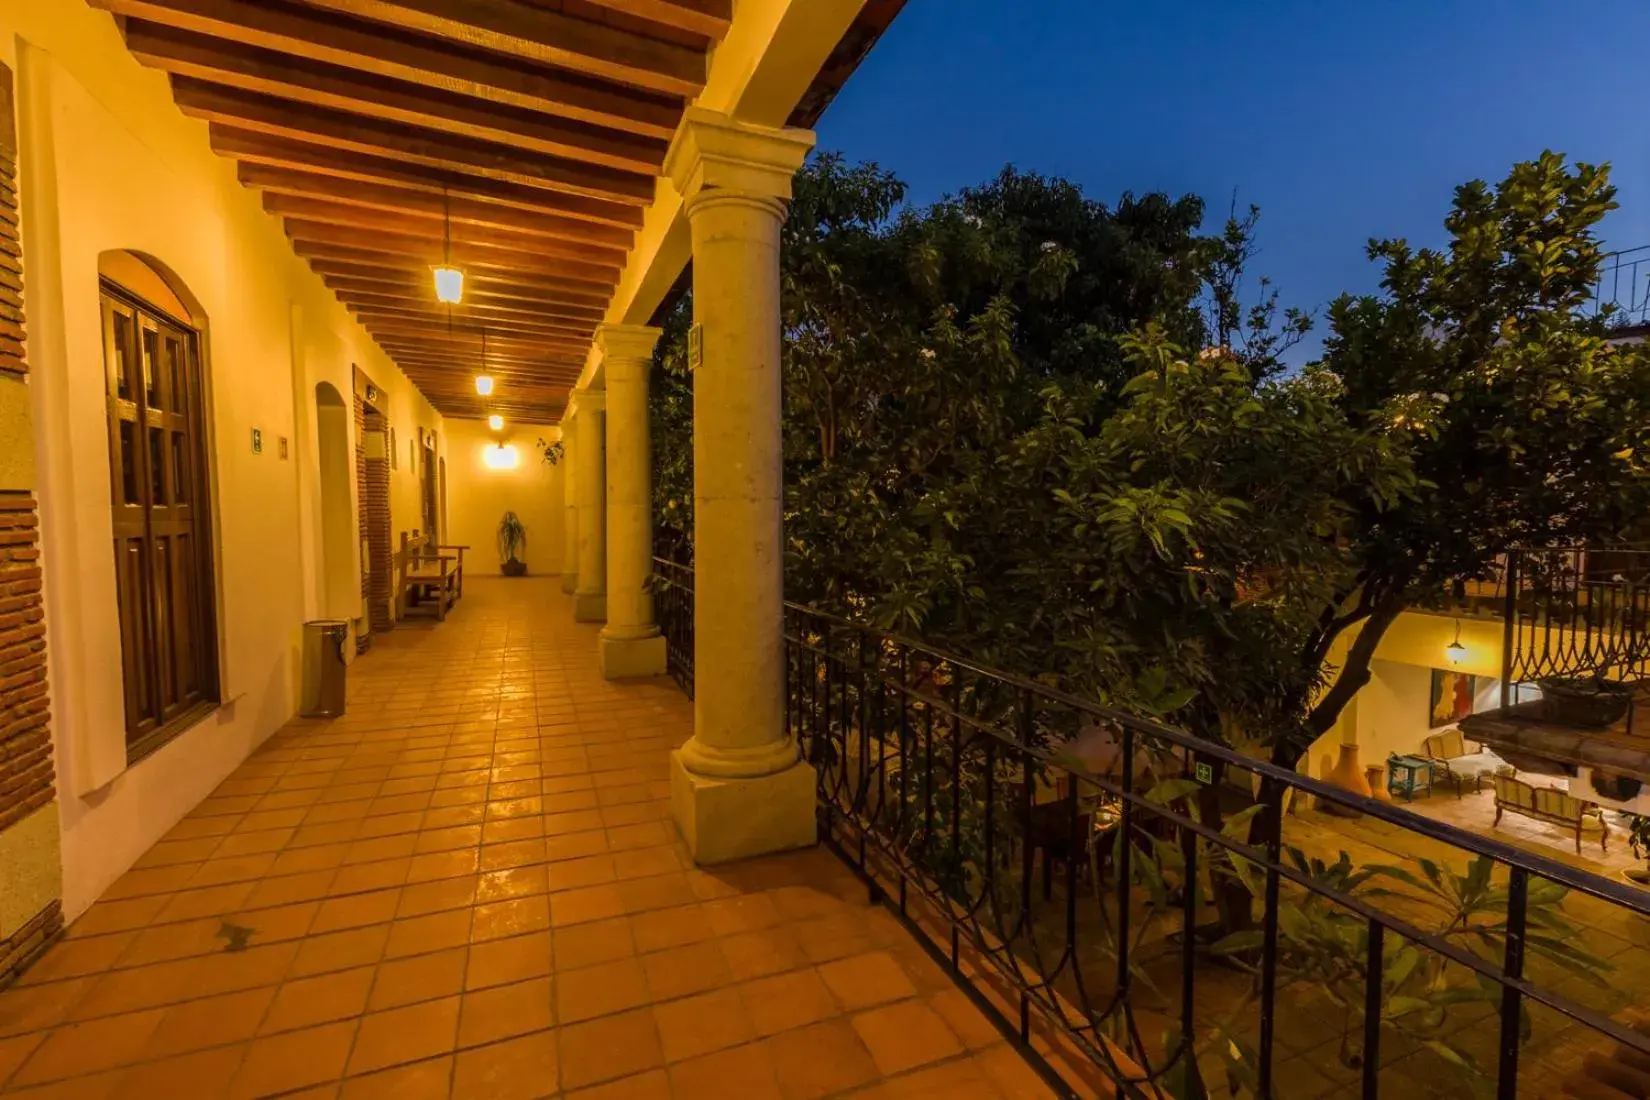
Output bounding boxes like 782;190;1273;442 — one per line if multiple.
1491;774;1609;853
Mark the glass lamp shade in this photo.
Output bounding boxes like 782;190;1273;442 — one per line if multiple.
432;265;464;304
475;375;494;396
483;444;519;470
488;414;504;431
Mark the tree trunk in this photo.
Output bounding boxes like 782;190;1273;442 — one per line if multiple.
1272;594;1408;768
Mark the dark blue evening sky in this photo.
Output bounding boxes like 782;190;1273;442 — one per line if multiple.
816;0;1650;357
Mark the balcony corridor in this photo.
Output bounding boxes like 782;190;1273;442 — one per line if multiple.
0;579;1052;1099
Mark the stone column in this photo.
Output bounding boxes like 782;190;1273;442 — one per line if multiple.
597;324;666;679
559;414;579;595
572;393;606;622
663;107;816;864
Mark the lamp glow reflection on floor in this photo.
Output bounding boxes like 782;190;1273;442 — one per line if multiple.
483;443;519;470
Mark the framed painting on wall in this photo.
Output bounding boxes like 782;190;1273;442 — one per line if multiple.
1429;668;1479;728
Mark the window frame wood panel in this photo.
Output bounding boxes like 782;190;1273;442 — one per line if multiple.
99;280;220;763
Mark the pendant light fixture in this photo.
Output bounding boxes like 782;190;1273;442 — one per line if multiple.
475;328;493;396
432;187;464;304
1445;619;1468;665
489;414;504;431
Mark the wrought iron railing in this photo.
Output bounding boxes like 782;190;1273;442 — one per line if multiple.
652;558;1650;1099
1500;547;1650;701
1590;245;1650;330
651;556;694;699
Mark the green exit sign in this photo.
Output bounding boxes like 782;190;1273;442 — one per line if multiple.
1195;761;1213;785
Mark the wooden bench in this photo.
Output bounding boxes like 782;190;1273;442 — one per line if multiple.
1492;773;1609;853
395;531;466;622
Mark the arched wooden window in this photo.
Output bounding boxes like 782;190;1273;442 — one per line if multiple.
100;279;219;760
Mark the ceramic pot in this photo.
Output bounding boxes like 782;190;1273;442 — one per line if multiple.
1319;743;1372;816
1365;764;1392;804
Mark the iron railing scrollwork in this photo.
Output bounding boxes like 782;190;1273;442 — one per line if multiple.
653;559;1650;1099
1499;547;1650;703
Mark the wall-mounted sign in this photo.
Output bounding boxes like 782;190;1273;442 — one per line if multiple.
687;324;703;372
278;436;289;460
251;428;263;455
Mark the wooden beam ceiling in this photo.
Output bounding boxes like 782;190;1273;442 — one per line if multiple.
262;194;628;267
572;0;731;41
92;0;684;136
215;128;645;227
99;0;897;420
237;164;635;249
294;0;707;97
130;24;669;173
173;78;659;196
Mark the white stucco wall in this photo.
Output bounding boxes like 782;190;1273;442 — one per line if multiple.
443;419;565;577
5;3;445;918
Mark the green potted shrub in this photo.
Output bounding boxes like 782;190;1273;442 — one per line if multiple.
498;511;528;577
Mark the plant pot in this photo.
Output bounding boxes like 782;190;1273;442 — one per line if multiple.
1537;677;1632;728
501;559;527;577
1320;743;1371;816
1623;867;1650;887
1365;765;1392;804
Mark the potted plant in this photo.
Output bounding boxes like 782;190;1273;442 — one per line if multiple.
1536;673;1632;728
1627;814;1650;886
498;511;528;576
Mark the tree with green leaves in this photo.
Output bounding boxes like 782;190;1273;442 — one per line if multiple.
653;151;1650;767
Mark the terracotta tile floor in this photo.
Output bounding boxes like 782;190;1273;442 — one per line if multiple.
0;578;1056;1099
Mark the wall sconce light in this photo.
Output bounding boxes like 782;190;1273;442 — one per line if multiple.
483;443;519;470
475;375;494;396
1445;620;1468;666
488;414;504;431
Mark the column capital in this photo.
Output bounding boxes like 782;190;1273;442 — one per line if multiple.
595;323;663;365
664;106;816;206
571;387;605;414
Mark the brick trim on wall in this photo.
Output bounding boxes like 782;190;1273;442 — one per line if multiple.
362;409;392;634
0;60;64;987
353;392;370;654
0;64;22;380
0;497;55;829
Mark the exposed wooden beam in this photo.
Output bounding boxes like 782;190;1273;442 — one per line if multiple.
128;24;668;175
174;80;657;202
321;275;607;319
333;289;601;327
346;305;595;341
283;222;621;286
575;0;731;41
367;325;589;354
389;365;581;386
298;0;705;97
238;164;634;249
213;127;645;228
264;194;627;268
302;257;615;306
89;0;680;138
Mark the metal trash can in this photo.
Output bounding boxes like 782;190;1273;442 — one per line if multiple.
301;619;349;718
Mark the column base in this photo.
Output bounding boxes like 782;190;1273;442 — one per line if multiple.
669;752;817;865
560;572;578;595
573;592;606;622
600;632;666;679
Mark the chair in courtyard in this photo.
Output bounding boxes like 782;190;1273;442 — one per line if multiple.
1422;728;1510;797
